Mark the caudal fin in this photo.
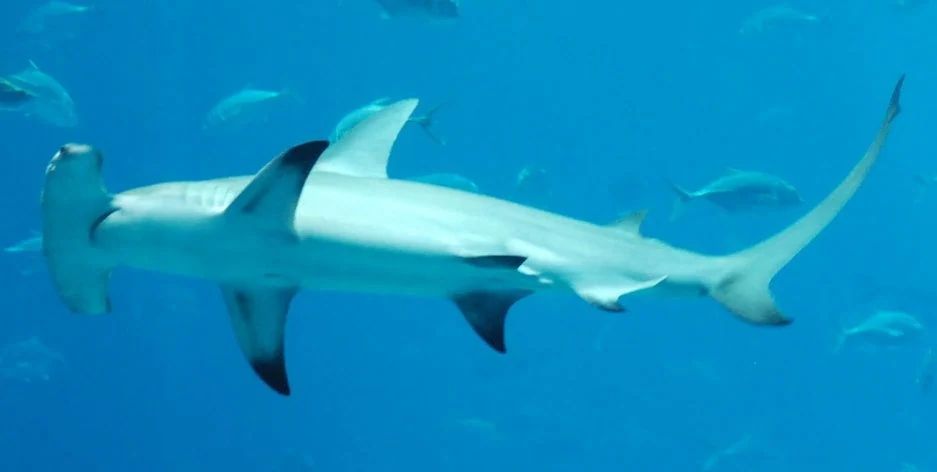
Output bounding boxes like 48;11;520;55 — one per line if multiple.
410;103;446;145
669;182;694;221
709;75;904;325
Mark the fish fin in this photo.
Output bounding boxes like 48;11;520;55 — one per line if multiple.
573;276;668;312
709;76;904;325
221;285;296;395
28;59;39;70
453;290;532;352
314;99;417;178
669;182;693;221
607;209;648;235
462;255;528;269
41;144;115;315
225;140;328;230
411;103;446;145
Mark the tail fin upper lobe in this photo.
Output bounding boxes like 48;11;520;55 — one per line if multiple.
709;76;904;325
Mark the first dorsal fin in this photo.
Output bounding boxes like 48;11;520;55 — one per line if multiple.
225;140;328;227
607;210;648;235
314;99;418;178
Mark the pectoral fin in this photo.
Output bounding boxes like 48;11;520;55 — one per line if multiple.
452;290;532;353
221;285;297;396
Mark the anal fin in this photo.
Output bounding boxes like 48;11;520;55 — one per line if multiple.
452;290;531;353
221;285;297;395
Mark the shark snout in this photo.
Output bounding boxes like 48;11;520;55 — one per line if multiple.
58;143;93;156
50;143;102;173
45;143;105;195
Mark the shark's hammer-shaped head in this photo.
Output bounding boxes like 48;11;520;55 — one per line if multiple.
41;144;115;315
44;144;105;197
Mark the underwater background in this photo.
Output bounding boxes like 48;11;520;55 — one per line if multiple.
2;0;937;470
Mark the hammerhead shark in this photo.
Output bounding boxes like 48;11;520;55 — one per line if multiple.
41;77;904;395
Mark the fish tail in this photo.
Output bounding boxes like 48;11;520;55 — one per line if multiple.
411;103;446;145
668;182;693;221
705;76;903;326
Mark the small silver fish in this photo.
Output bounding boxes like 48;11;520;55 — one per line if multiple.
204;88;288;132
701;435;753;472
3;61;78;127
0;336;65;384
915;173;937;187
515;165;547;189
374;0;460;19
18;1;92;35
331;98;445;145
835;310;925;352
894;0;929;11
739;4;820;35
0;78;37;109
4;232;43;253
670;168;802;218
511;165;554;208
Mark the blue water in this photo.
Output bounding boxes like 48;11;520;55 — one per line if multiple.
2;1;936;470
